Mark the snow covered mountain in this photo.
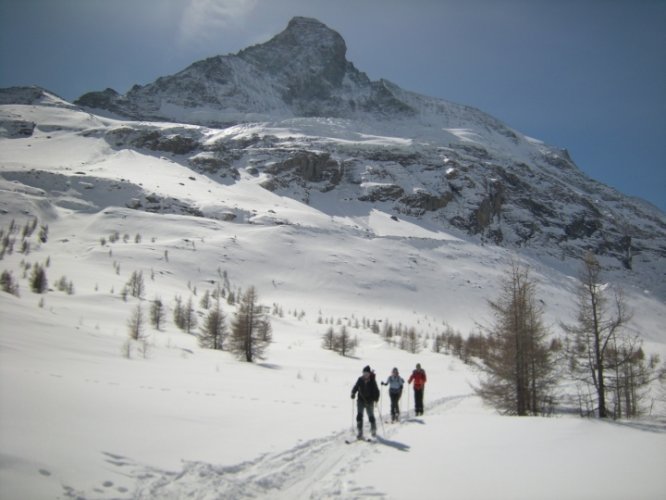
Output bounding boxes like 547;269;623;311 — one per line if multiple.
1;15;665;303
70;16;663;297
2;16;666;500
76;16;428;123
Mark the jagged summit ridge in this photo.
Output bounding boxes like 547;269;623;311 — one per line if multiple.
74;17;424;123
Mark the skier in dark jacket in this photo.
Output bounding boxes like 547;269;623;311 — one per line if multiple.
408;363;427;416
381;367;405;422
351;365;380;438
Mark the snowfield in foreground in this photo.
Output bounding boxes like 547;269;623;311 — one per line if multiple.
1;299;665;500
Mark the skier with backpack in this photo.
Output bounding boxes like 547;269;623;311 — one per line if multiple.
408;363;427;416
350;365;380;439
381;367;405;422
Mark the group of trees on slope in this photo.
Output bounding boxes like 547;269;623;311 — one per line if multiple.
1;218;50;296
1;217;664;419
107;230;273;363
473;255;661;419
124;270;272;363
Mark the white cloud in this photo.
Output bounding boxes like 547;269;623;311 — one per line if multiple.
178;0;259;49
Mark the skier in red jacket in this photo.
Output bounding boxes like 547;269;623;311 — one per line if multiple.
408;363;427;416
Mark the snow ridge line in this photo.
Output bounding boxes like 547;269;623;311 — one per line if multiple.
121;393;473;499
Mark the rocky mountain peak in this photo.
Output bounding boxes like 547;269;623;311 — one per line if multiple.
75;17;415;122
0;86;72;107
238;16;348;89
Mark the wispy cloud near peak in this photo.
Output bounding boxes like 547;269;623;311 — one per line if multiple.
178;0;258;50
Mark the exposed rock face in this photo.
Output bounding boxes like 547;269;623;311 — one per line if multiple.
228;134;664;273
239;17;349;103
0;86;74;108
0;86;54;105
105;126;198;154
265;151;341;185
75;88;123;114
359;184;406;203
0;119;35;138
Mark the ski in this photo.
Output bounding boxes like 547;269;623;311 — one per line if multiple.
345;437;374;444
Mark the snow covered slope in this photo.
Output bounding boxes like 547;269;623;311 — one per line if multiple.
1;91;665;329
4;301;664;499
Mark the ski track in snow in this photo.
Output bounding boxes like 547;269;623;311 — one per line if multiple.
63;395;470;500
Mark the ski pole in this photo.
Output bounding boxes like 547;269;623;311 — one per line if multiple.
407;385;411;419
351;396;355;434
379;390;385;436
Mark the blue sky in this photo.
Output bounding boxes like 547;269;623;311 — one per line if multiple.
1;0;664;212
